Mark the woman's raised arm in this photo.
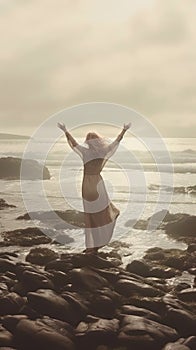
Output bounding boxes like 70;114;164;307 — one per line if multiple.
57;122;85;158
106;123;131;158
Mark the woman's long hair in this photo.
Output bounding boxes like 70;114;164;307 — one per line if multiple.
85;132;109;154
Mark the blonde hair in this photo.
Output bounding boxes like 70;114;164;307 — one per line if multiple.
85;132;109;153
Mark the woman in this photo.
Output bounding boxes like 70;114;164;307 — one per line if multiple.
57;122;131;254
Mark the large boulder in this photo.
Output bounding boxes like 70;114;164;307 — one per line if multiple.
0;227;52;247
75;317;119;348
11;317;75;350
0;157;50;180
164;215;196;242
17;209;85;228
118;315;178;349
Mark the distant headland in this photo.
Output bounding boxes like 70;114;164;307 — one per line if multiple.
0;133;30;139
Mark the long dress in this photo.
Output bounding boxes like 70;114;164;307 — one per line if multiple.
82;155;120;248
65;132;120;248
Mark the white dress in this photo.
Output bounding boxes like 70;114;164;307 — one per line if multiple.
66;132;120;248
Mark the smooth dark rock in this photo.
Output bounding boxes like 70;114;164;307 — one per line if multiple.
178;288;196;302
174;283;191;292
183;336;196;350
76;317;119;348
162;342;190;350
1;227;52;246
27;289;85;325
126;260;151;277
14;318;75;350
45;259;73;273
26;247;59;265
149;266;178;279
0;325;13;347
71;253;116;269
0;156;50;180
115;278;163;297
2;315;28;333
70;267;108;291
90;267;119;284
165;306;196;336
21;270;54;291
187;244;196;253
0;292;25;316
0;258;16;273
165;215;196;242
90;292;116;318
118;315;178;349
50;270;68;288
120;305;161;322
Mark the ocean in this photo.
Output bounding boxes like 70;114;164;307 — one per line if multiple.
0;136;196;266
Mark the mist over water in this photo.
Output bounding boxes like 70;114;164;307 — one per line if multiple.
0;136;195;259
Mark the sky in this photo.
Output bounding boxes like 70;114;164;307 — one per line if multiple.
0;0;196;137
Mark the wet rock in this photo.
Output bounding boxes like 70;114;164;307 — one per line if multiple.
45;259;73;273
26;247;59;265
0;198;16;210
71;253;116;269
61;291;88;317
49;270;68;288
183;336;196;349
165;306;196;337
177;288;196;302
76;317;119;348
115;277;163;297
1;315;29;333
118;315;178;350
27;289;85;325
125;296;166;317
126;259;151;277
174;283;191;292
0;325;13;347
187;244;196;253
119;305;161;323
17;209;85;228
89;289;119;318
126;211;196;244
21;270;54;291
70;267;108;291
162;341;190;350
0;258;16;273
0;276;16;290
149;266;178;279
1;227;52;246
162;336;196;350
13;317;75;350
164;215;196;243
144;247;188;271
0;292;25;316
90;267;119;284
0;156;50;180
188;267;196;275
0;282;9;295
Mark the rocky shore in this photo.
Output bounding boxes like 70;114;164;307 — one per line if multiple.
0;242;195;349
0;204;196;349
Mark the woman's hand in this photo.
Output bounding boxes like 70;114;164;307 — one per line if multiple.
123;122;132;131
57;122;67;133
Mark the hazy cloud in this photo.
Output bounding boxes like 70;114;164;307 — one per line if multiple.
0;0;195;136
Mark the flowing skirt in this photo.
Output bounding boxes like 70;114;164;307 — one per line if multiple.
82;173;120;248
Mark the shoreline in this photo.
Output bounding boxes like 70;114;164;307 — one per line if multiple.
0;197;195;349
0;245;195;349
0;205;196;349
